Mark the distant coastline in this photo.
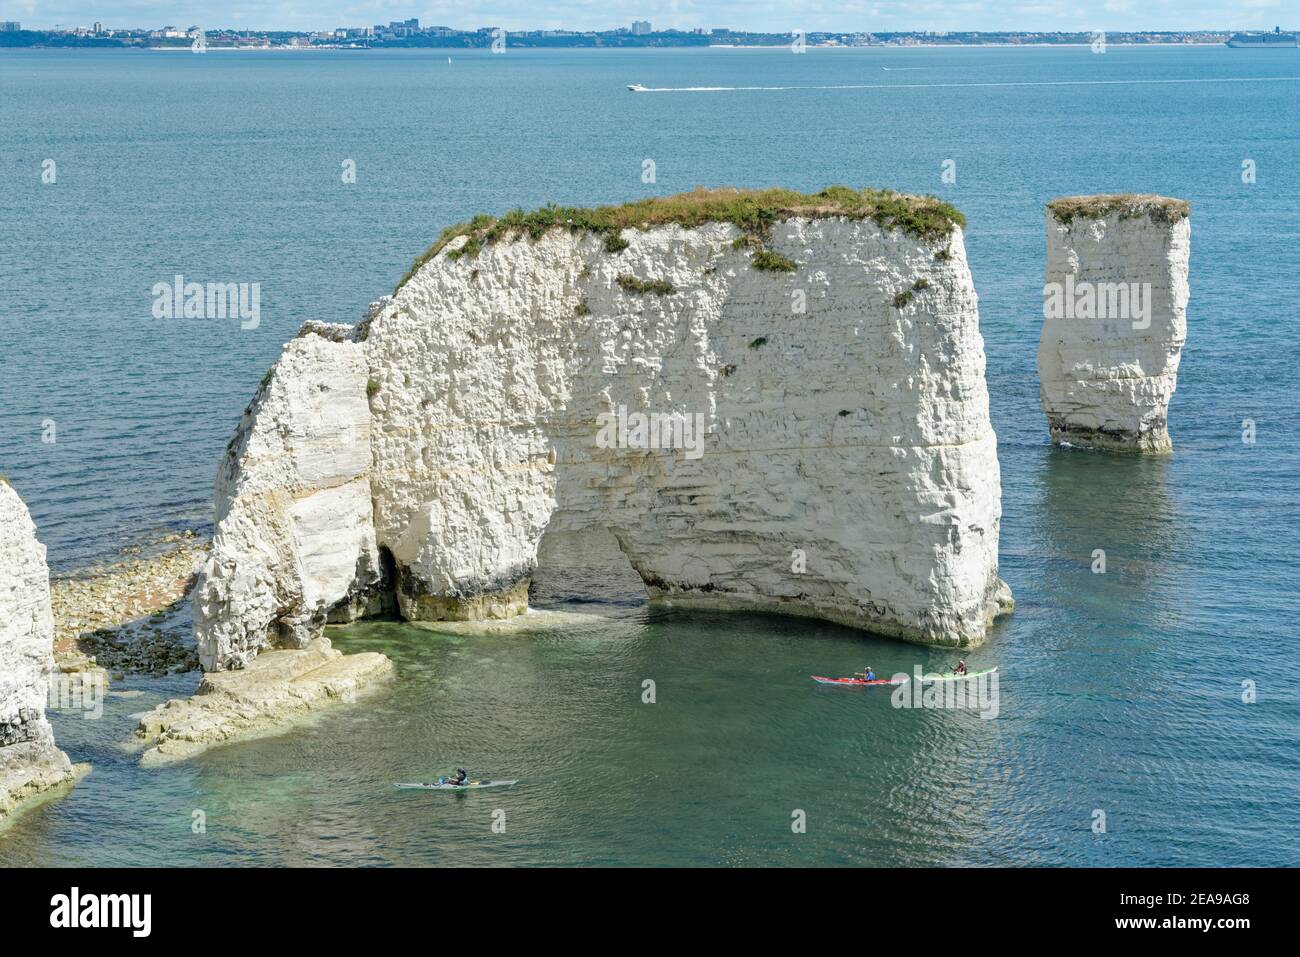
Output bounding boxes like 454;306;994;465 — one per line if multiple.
128;42;1241;52
3;41;1261;52
0;26;1267;52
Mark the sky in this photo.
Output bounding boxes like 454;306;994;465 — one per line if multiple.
3;0;1295;33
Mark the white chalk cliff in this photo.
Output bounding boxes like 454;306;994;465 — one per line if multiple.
0;479;75;820
193;327;387;671
1038;195;1191;452
196;189;1013;670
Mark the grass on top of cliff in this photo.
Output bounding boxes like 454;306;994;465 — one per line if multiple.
1048;194;1190;225
394;187;965;292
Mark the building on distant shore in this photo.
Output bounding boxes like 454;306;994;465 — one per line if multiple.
0;23;1238;50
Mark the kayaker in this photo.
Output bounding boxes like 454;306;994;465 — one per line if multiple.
856;666;876;681
450;768;469;786
955;660;967;676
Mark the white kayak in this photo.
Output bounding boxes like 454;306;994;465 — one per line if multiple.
394;780;519;791
921;666;997;682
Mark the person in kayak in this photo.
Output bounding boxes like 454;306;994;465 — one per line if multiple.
445;768;469;787
855;666;876;681
955;660;967;676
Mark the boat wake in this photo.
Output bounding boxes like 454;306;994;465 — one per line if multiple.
629;75;1300;93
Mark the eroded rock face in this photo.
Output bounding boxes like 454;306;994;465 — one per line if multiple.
0;480;74;820
194;332;384;671
1038;196;1191;452
200;205;1012;668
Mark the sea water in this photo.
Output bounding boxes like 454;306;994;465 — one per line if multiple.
1;45;1297;866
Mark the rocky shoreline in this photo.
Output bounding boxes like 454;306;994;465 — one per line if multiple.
36;528;396;766
50;530;208;677
135;638;393;764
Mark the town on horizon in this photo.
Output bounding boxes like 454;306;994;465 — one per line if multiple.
2;18;1297;49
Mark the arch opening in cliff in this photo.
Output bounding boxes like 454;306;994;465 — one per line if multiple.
529;523;649;611
327;545;400;625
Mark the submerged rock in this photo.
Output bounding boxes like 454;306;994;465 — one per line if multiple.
1038;194;1191;452
135;639;392;764
0;479;76;822
199;187;1013;670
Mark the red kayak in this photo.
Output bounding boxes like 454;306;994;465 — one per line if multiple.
811;674;909;687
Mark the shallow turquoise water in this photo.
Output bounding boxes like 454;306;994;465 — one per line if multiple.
1;46;1298;866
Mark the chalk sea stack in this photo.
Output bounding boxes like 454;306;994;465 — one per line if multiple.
195;187;1014;671
1038;194;1191;453
0;478;75;822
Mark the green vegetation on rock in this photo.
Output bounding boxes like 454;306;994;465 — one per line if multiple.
617;275;676;296
1048;194;1190;225
395;186;966;292
751;249;797;273
394;214;495;290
